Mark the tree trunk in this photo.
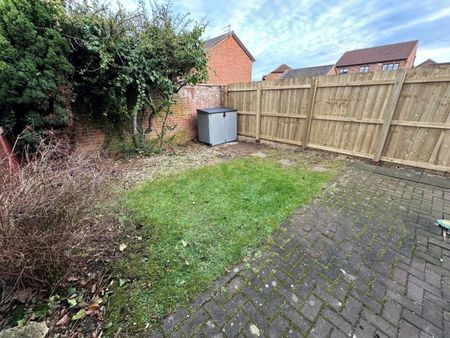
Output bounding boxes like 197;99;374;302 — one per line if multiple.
158;107;171;149
132;105;140;148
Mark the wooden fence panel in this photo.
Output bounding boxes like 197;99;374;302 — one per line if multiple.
226;66;450;172
381;67;450;170
227;82;258;137
308;71;398;158
259;77;312;145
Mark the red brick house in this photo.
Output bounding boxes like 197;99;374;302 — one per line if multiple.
334;40;418;74
262;64;291;80
204;31;255;84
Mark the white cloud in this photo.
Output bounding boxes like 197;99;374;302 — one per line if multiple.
205;0;386;79
416;47;450;64
98;0;450;80
384;7;450;33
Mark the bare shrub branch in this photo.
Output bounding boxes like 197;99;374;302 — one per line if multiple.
0;139;113;290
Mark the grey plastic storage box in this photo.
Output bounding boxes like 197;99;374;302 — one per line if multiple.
197;108;237;146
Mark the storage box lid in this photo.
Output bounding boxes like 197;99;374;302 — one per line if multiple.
197;107;237;114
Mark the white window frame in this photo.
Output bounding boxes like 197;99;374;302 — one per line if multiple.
359;66;369;73
339;68;348;74
382;63;400;71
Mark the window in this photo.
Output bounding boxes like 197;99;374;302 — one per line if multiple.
339;68;348;74
382;63;399;71
359;66;369;73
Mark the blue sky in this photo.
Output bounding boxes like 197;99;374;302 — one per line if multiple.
122;0;450;80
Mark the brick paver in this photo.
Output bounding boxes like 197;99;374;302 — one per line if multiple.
151;167;450;337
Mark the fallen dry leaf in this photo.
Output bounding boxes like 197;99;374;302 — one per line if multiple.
119;243;127;252
87;304;100;315
56;313;70;326
13;288;33;303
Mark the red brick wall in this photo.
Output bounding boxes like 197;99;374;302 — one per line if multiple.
74;85;224;152
166;84;225;141
207;36;253;84
73;115;107;153
327;66;337;75
405;43;418;68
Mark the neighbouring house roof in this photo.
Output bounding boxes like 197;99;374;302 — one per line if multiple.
335;40;418;67
204;31;255;62
270;64;291;74
416;58;438;67
262;64;291;80
280;65;334;79
415;58;450;68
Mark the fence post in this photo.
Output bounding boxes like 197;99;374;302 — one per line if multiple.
302;78;318;148
255;82;262;142
223;85;228;107
373;71;406;162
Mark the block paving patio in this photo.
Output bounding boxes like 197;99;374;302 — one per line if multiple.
151;164;450;337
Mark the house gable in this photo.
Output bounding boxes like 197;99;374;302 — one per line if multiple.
204;32;255;62
204;32;254;84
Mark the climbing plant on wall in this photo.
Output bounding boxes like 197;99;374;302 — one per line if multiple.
66;1;208;150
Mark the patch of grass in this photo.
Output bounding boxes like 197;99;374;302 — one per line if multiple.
106;157;334;335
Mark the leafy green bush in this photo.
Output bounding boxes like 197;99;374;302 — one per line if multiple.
0;0;72;150
1;1;208;154
66;1;208;150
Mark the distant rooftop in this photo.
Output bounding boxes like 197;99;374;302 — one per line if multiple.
280;65;334;79
269;64;291;74
204;31;255;62
415;58;450;68
336;40;418;67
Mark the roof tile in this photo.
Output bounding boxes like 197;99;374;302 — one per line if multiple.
271;64;291;73
203;31;255;62
280;65;334;79
335;40;418;67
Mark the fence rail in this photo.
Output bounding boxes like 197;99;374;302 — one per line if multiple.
226;67;450;172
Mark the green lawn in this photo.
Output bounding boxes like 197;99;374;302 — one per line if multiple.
106;157;333;335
